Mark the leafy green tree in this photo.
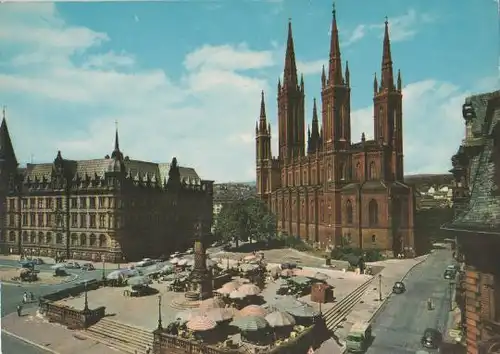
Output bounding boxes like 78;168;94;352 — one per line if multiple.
214;197;277;247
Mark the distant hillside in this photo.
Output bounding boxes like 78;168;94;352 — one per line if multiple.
404;174;453;188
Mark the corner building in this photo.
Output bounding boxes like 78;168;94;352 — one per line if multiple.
255;9;417;256
0;120;213;262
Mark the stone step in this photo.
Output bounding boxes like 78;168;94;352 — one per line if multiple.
85;318;154;354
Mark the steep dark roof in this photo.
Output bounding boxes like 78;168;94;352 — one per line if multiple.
0;118;17;166
445;90;500;233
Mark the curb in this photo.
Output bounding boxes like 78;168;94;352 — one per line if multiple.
2;329;60;354
367;254;430;323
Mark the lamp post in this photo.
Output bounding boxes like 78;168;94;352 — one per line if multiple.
101;255;106;281
83;281;89;312
157;294;163;330
378;274;382;301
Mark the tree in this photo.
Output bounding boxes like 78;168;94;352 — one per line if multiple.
214;197;277;247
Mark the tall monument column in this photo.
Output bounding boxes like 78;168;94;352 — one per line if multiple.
189;219;212;300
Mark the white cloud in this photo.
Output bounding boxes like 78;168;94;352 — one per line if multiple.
297;59;325;75
134;15;140;23
369;9;435;42
0;4;273;182
343;24;367;47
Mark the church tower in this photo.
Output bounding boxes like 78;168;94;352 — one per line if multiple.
278;20;306;162
321;5;351;152
255;91;272;203
373;19;404;181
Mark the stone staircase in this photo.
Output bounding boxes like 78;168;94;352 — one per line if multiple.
83;318;154;354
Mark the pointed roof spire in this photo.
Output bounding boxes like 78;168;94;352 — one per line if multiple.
283;18;298;89
397;69;402;91
345;60;350;86
373;72;378;94
328;2;343;85
321;65;326;87
380;17;394;91
0;106;18;166
311;98;320;137
111;120;123;160
260;90;266;119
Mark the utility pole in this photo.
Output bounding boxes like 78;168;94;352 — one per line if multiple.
378;274;383;301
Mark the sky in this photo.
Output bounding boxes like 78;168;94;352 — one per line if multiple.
0;0;498;183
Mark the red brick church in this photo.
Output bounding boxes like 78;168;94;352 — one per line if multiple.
255;7;417;256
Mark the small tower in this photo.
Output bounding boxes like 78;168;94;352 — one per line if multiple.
256;91;272;202
108;122;126;174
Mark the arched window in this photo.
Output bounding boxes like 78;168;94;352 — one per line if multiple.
56;233;63;244
9;231;15;242
369;161;376;179
99;234;107;248
371;235;376;243
346;200;353;224
37;232;43;244
46;233;52;244
339;162;345;180
327;162;332;181
71;233;78;246
80;233;87;246
356;162;361;180
29;231;35;243
90;234;97;247
368;199;378;226
22;231;28;242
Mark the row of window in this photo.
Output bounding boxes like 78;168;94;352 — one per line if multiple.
7;213;117;229
9;196;116;211
278;199;380;226
281;161;381;187
5;231;108;247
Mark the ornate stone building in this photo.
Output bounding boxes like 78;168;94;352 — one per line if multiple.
443;90;500;354
0;116;213;262
255;8;416;256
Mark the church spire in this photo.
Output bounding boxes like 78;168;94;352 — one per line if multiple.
258;90;268;133
328;2;343;85
283;18;298;89
380;17;394;91
111;121;123;160
0;106;18;166
308;98;321;154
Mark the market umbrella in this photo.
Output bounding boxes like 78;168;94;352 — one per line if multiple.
231;315;268;332
161;264;174;273
229;290;247;299
170;257;180;264
186;315;217;332
266;296;306;312
311;272;329;281
222;281;240;292
280;269;294;277
206;308;236;322
216;287;232;295
107;270;126;280
239;278;251;284
175;309;200;323
240;264;257;273
199;297;225;311
238;283;261;296
177;258;189;266
127;275;152;287
239;305;268;318
288;276;312;285
285;303;319;318
293;268;314;277
265;311;296;328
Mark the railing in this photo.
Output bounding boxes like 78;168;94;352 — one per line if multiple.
43;302;105;330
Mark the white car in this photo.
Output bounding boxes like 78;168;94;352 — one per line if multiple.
136;258;154;267
65;261;81;269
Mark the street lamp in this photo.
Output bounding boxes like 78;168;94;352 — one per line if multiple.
83;281;89;312
378;274;383;301
101;255;106;281
157;295;163;330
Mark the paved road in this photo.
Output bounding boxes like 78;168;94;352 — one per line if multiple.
366;249;455;354
1;260;108;354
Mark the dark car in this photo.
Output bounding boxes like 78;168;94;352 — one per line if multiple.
32;258;44;265
82;263;95;271
444;269;456;280
421;328;442;349
392;281;406;294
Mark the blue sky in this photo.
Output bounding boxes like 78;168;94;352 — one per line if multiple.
0;0;498;182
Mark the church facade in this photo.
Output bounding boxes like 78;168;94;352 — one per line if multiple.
0;118;213;262
255;8;417;256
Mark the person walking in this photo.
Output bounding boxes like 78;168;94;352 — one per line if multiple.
16;305;22;317
22;292;28;304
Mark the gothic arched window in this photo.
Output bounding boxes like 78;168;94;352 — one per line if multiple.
339;162;345;180
346;200;353;224
355;162;361;180
368;199;378;226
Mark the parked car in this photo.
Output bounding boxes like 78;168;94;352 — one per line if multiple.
392;281;406;294
65;261;81;269
444;269;456;280
32;258;44;265
136;258;154;267
82;263;95;271
19;260;35;269
421;328;442;349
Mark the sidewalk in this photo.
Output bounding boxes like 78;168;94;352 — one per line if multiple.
314;254;429;354
2;306;126;354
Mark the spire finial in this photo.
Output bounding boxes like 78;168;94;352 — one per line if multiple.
385;16;388;25
115;119;118;130
332;2;336;15
2;106;5;120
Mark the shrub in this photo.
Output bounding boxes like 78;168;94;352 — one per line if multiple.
279;235;312;252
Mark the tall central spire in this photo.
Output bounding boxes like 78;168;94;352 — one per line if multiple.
111;120;123;160
380;17;394;91
283;19;298;89
328;2;343;85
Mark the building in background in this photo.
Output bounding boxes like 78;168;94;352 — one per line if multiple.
0;115;213;262
443;90;500;353
255;8;416;256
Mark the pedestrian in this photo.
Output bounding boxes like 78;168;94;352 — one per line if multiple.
30;292;35;301
16;305;22;317
22;292;28;304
